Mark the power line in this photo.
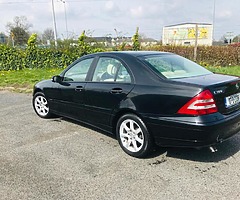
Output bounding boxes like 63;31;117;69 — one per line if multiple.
0;1;47;4
0;0;106;4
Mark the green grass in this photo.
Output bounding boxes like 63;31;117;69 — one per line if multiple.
0;66;239;93
0;68;63;92
205;66;240;76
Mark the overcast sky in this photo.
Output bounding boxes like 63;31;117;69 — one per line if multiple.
0;0;239;40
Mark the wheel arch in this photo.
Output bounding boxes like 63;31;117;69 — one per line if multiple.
111;108;149;136
32;90;52;118
113;109;155;158
33;88;43;96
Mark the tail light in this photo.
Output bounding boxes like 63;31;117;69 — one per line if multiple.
177;90;218;116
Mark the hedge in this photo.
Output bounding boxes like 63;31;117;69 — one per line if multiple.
147;45;240;67
0;45;24;70
0;44;239;71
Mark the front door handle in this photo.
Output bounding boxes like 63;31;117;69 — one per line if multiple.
111;88;123;94
75;86;83;92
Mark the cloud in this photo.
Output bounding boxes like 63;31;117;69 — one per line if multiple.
103;0;120;17
130;6;143;18
0;0;239;40
105;1;114;11
217;10;232;19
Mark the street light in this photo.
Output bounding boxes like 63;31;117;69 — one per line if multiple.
51;0;58;47
60;0;69;39
212;0;216;41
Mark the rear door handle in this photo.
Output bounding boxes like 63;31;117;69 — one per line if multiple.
75;86;83;92
111;88;123;94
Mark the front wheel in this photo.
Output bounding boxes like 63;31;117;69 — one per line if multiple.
33;92;52;118
116;114;153;158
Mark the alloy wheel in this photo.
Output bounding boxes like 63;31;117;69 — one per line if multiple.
34;95;49;117
119;119;144;153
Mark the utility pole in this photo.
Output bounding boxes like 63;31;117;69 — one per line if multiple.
114;28;119;46
212;0;216;42
60;0;69;39
114;28;119;39
11;32;15;47
194;23;198;61
51;0;58;47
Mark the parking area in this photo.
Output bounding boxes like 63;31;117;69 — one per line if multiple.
0;90;239;200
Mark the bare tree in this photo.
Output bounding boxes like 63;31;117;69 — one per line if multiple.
42;28;54;44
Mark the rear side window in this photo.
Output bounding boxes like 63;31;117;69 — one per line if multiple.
142;54;212;79
92;57;131;83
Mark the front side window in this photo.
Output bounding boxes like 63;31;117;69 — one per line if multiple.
141;54;212;79
63;58;93;82
92;57;131;83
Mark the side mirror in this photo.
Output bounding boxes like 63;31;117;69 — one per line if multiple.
52;75;62;83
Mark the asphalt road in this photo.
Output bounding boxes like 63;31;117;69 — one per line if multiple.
0;90;239;200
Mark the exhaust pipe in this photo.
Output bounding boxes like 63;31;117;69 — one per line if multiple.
209;146;218;153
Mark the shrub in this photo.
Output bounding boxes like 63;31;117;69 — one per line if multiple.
0;45;24;70
146;45;240;66
0;43;240;71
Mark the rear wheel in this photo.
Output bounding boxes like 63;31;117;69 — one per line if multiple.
33;92;52;118
116;114;153;158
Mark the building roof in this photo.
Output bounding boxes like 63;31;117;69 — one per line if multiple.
164;22;212;28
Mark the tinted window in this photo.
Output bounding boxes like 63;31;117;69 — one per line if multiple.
63;58;93;82
92;57;131;83
142;54;212;79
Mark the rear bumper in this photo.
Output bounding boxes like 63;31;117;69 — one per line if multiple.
143;110;240;148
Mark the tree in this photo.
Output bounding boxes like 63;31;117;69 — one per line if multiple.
25;33;38;68
6;16;32;46
232;34;240;43
27;33;37;47
132;27;140;51
42;28;54;44
78;30;91;55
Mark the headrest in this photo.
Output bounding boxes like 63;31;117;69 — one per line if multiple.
107;64;117;75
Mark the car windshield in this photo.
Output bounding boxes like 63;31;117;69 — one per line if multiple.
141;54;212;79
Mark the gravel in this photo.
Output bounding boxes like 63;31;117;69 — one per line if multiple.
0;91;239;200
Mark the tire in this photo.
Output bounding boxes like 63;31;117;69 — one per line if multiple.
33;92;52;118
116;114;153;158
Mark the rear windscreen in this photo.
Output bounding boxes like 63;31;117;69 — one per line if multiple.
141;54;212;79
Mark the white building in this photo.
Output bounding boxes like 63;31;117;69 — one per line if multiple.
162;23;213;46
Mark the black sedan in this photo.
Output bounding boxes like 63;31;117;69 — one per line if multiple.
33;51;240;157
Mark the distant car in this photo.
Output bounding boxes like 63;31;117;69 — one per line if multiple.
33;51;240;157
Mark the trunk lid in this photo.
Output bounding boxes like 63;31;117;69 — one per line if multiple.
173;73;240;114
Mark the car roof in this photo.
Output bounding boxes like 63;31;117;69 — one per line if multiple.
88;51;172;58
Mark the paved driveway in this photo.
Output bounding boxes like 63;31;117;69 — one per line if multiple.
0;91;239;200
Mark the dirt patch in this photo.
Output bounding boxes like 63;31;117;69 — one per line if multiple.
0;86;32;93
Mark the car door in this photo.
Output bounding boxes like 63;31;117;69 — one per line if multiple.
57;57;94;120
84;56;134;129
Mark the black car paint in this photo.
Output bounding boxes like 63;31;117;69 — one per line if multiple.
33;51;240;148
173;73;240;114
